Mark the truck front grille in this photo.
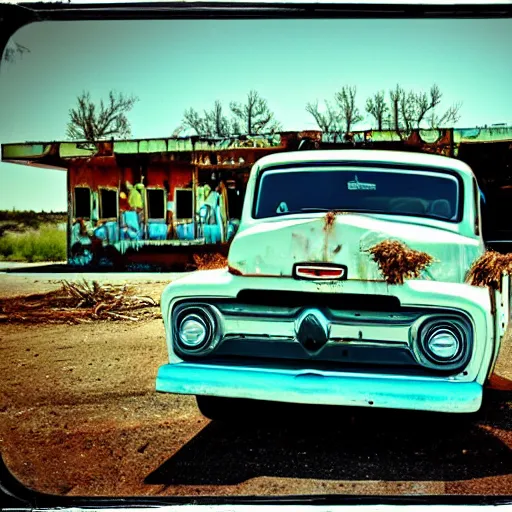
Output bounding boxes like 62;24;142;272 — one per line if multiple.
172;296;473;376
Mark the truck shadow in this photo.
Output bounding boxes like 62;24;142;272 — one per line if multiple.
145;389;512;487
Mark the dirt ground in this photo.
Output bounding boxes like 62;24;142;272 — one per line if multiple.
1;272;512;498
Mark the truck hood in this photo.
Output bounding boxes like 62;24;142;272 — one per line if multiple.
227;213;484;284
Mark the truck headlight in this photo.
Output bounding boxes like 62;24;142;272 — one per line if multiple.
179;315;207;348
414;316;472;371
426;329;460;361
172;304;220;355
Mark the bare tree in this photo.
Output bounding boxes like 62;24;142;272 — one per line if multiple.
422;84;462;128
230;90;281;135
389;84;404;133
182;101;235;137
428;102;462;128
305;100;342;133
181;94;278;136
182;108;208;136
204;100;231;137
231;118;243;136
334;85;364;133
365;91;389;131
399;90;417;132
388;83;461;134
2;41;29;63
66;91;138;143
414;84;442;127
306;86;364;136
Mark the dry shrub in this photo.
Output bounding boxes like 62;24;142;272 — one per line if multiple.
193;253;228;270
466;250;512;291
0;224;66;262
368;240;434;285
0;280;158;324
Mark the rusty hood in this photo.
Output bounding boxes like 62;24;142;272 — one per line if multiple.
227;213;484;284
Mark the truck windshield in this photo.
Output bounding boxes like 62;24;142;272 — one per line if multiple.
255;167;460;221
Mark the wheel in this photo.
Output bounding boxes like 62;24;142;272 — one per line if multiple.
195;395;248;422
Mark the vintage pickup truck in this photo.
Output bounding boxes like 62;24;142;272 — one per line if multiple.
156;149;510;418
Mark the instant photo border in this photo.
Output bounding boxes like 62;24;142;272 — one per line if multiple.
1;0;512;509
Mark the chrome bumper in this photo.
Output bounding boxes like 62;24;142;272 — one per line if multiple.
156;363;483;413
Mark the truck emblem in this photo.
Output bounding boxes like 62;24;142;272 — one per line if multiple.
295;309;331;352
347;175;376;191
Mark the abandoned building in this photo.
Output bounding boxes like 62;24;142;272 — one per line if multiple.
2;127;512;268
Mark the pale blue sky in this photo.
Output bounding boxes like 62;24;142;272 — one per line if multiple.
1;18;511;212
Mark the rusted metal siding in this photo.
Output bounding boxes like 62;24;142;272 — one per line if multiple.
70;157;119;190
69;159;194;203
145;163;193;199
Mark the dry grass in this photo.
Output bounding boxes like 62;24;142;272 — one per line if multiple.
367;240;434;285
192;253;228;270
466;250;512;291
0;280;158;324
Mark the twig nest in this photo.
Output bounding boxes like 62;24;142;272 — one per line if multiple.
367;240;434;285
466;250;512;291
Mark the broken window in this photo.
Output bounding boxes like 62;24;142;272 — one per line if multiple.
147;189;166;220
74;187;91;218
226;179;245;219
175;188;193;219
99;188;118;219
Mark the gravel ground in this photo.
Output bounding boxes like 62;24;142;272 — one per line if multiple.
1;273;512;497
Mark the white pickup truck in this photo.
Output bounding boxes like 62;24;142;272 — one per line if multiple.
156;149;510;419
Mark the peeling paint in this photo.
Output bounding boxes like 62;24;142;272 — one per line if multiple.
230;212;482;283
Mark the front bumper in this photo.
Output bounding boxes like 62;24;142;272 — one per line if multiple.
156;363;483;413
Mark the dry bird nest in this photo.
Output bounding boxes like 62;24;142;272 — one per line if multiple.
367;240;435;285
466;250;512;291
0;280;159;324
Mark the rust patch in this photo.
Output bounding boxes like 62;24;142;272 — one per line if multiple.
227;265;243;276
466;250;512;292
367;240;434;286
323;210;347;232
333;244;342;255
323;211;348;260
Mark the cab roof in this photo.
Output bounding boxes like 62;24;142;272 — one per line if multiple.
254;149;475;179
